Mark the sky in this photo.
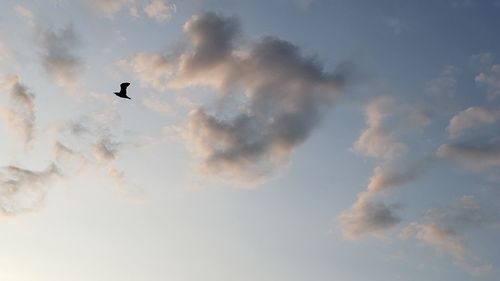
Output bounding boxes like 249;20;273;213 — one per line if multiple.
0;0;500;280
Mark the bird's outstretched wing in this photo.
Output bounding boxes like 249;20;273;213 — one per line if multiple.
120;82;130;91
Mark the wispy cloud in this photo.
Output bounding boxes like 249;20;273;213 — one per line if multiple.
0;163;60;217
144;0;176;22
353;96;406;160
37;24;84;91
14;4;34;21
447;107;500;139
88;0;137;18
0;76;36;144
402;196;497;276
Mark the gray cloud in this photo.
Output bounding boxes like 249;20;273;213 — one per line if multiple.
340;192;401;239
437;142;500;171
37;24;83;90
124;12;348;184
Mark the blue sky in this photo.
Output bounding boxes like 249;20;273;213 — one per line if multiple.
0;0;500;280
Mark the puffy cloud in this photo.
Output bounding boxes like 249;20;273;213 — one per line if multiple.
123;12;348;184
144;0;176;22
353;96;406;160
475;64;500;98
37;24;83;90
0;164;60;216
340;192;401;239
0;77;36;143
447;107;500;139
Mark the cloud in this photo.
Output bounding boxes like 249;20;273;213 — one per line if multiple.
144;0;176;22
88;0;137;17
340;97;433;238
437;142;500;170
94;137;120;162
123;12;349;184
340;192;401;239
402;196;496;276
424;195;500;230
0;41;10;61
447;107;500;139
353;96;407;160
384;18;409;35
367;159;432;192
0;77;36;143
0;164;60;216
118;53;176;91
475;64;500;99
37;24;83;90
142;96;172;114
426;66;460;99
14;4;34;21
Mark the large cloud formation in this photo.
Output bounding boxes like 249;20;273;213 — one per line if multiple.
37;24;83;90
123;12;349;184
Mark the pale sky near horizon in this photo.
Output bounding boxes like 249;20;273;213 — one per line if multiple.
1;1;500;280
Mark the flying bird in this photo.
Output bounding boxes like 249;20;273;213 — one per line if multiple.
114;82;131;100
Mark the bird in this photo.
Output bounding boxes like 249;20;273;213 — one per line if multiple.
114;82;131;99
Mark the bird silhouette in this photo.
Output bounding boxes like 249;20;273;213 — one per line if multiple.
114;82;131;99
